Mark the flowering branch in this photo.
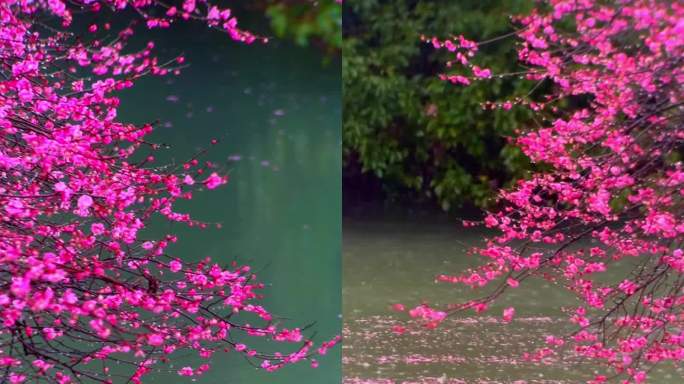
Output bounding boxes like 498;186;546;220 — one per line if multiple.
400;1;684;382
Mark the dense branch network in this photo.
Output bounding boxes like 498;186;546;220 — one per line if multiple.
398;1;684;383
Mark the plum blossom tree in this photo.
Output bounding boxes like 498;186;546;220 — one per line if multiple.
399;0;684;382
0;1;338;383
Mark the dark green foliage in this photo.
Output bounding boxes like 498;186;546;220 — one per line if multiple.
343;0;533;210
263;0;342;54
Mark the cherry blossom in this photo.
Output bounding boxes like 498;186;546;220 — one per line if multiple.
410;1;684;382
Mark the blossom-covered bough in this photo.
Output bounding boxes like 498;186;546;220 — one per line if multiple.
0;1;338;383
400;0;684;382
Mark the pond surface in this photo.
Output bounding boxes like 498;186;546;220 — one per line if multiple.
118;12;341;384
342;208;683;384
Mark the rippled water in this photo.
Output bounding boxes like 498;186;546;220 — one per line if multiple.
342;210;683;383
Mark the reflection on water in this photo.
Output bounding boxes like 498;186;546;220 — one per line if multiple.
118;15;341;384
342;209;683;383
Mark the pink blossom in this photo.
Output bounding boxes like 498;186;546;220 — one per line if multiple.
502;307;515;322
441;74;470;85
10;277;30;298
203;172;225;189
90;223;105;235
147;334;164;346
471;65;491;79
77;194;93;213
169;259;183;273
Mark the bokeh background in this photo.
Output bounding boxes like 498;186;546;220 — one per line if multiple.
343;0;533;212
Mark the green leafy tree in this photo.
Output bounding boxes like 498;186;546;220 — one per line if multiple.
343;0;533;210
262;0;342;55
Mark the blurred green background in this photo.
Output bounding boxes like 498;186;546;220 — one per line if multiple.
343;0;534;211
117;3;342;383
258;0;342;55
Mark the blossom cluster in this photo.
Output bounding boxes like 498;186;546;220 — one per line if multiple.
407;1;684;382
0;1;334;383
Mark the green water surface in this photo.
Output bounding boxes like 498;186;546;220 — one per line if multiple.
118;13;341;384
343;208;683;384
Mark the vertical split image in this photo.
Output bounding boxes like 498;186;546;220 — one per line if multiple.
1;1;684;384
